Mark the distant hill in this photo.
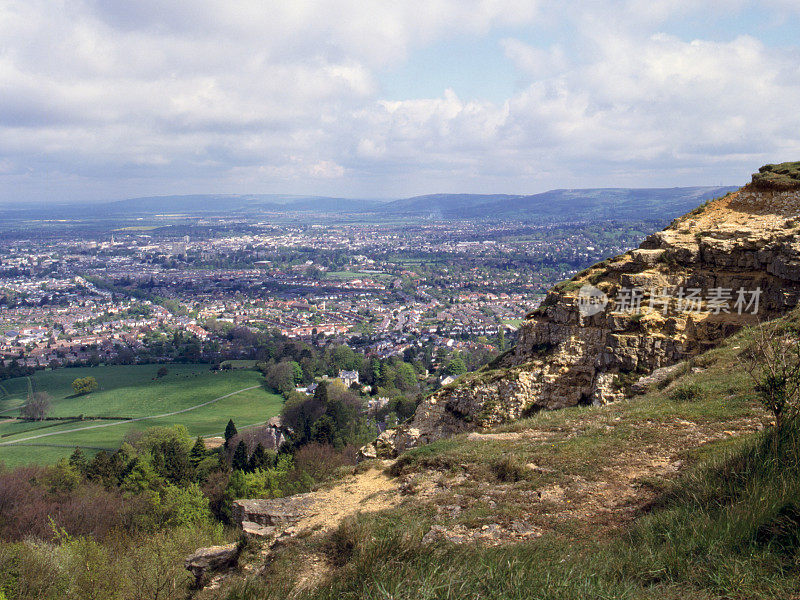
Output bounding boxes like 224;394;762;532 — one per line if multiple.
0;187;738;223
379;193;523;217
96;194;384;215
380;187;738;221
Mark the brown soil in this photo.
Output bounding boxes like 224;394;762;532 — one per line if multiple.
287;552;332;597
687;188;799;230
297;462;400;533
203;436;225;450
410;413;768;545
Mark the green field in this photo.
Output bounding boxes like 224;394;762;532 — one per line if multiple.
502;318;524;327
0;364;283;467
220;359;259;369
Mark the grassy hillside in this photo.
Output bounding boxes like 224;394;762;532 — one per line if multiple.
752;161;800;190
0;364;283;467
209;311;800;600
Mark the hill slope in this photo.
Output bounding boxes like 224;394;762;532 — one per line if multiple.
207;310;800;599
186;163;800;598
365;168;800;456
0;364;283;466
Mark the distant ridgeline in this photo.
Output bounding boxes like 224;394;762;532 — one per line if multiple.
0;186;737;225
379;187;737;222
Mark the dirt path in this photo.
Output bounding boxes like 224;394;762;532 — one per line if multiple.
296;464;400;533
265;415;766;549
236;464;400;594
228;406;769;596
0;385;260;446
386;411;770;549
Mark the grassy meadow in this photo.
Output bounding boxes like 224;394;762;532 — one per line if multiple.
0;363;283;467
325;270;393;282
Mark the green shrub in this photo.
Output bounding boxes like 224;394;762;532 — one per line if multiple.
751;161;800;191
670;383;703;402
70;376;98;396
587;269;608;285
492;456;529;482
161;482;213;528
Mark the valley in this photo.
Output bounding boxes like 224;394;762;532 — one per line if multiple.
3;2;799;597
2;164;800;600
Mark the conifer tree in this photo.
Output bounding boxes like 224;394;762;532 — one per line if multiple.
69;447;88;474
248;442;269;471
310;414;337;446
217;448;230;472
313;381;328;404
224;419;238;448
496;326;506;352
232;440;250;472
325;396;349;433
190;436;206;466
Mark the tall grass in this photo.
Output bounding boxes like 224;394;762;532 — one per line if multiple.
612;424;800;598
216;424;800;600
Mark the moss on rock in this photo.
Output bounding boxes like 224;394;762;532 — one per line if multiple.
751;161;800;191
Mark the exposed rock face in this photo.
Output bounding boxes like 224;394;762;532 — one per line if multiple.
630;363;683;395
362;182;800;458
234;494;314;525
185;543;240;587
233;494;316;545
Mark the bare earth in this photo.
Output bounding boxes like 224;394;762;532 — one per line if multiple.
295;465;400;533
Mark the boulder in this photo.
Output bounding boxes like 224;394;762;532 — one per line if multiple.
241;521;278;540
631;363;683;395
357;428;401;461
185;543;240;587
233;494;316;527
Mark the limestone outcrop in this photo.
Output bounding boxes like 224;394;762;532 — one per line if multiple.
185;544;240;587
233;494;315;543
361;169;800;458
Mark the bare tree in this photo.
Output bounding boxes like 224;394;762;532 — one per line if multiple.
741;322;800;429
20;392;52;421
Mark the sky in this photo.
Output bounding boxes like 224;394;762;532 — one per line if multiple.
1;0;800;204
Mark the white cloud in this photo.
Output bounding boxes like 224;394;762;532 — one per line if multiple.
309;160;346;178
501;38;567;78
346;17;800;190
0;0;543;200
0;0;799;201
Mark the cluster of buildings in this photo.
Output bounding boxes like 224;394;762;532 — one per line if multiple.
0;217;643;367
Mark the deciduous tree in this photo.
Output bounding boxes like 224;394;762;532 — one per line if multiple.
20;391;51;420
71;376;98;396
